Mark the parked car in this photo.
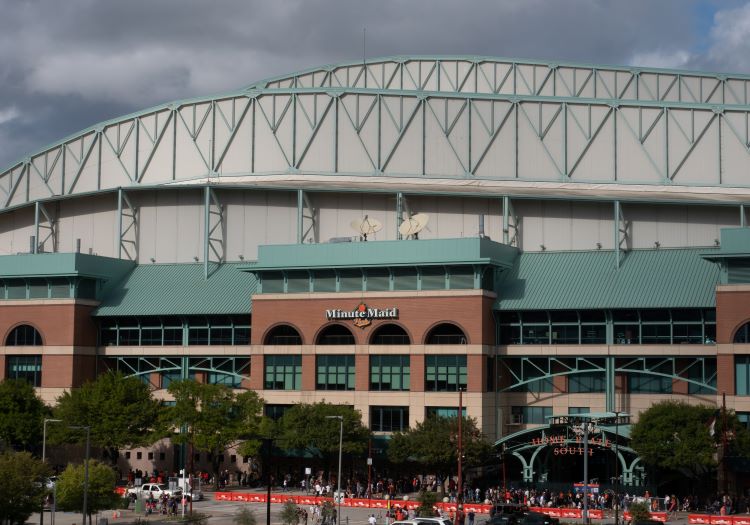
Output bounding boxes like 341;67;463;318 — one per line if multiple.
127;483;182;500
483;514;518;525
519;512;559;525
414;517;453;525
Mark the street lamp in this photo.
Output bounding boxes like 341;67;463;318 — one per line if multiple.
325;415;344;525
42;418;62;525
69;426;91;525
613;411;622;525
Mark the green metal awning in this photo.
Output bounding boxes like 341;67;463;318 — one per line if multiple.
496;247;721;310
0;252;135;280
94;262;257;317
241;237;519;272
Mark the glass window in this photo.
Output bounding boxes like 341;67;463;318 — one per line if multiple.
735;322;750;344
6;355;42;386
264;404;292;421
316;355;355;391
426;324;468;344
5;325;43;346
736;356;750;396
641;324;671;345
316;325;355;345
511;406;552;425
286;271;310;293
365;269;390;292
264;325;302;345
504;358;553;393
6;282;26;299
614;324;639;344
420;267;446;291
568;372;605;393
370;324;410;345
449;267;474;289
392;268;417;290
265;355;302;390
313;270;337;293
687;359;716;395
370;355;410;391
425;355;467;392
569;407;589;415
262;272;284;293
28;279;48;299
426;407;467;419
737;412;750;430
161;370;182;388
370;406;409;432
628;360;673;393
338;270;362;292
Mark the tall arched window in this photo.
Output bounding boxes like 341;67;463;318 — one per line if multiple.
425;323;468;344
264;325;302;345
316;324;355;345
5;325;43;346
370;324;410;345
734;321;750;343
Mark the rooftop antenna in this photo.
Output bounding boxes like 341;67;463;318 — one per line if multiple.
350;215;382;241
398;213;430;240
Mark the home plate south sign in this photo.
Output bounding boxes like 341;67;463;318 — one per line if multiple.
325;303;399;329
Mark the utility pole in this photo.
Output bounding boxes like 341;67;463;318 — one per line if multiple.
457;388;464;522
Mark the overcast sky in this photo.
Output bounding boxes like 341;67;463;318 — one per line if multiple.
1;0;750;170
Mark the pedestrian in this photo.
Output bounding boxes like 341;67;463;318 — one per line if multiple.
368;514;377;525
468;511;475;525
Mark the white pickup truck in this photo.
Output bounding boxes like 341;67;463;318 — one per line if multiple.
127;483;183;500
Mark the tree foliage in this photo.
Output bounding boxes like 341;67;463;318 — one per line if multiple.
388;415;492;478
165;380;264;488
276;402;370;458
630;401;741;479
52;371;164;461
0;379;48;452
280;500;300;525
627;502;651;523
0;451;50;525
55;460;119;519
233;506;258;525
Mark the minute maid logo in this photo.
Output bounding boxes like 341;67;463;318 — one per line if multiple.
325;303;399;329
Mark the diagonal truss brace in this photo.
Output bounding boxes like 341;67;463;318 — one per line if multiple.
34;201;57;253
296;189;317;243
614;200;629;268
204;186;225;278
502;196;519;246
117;188;138;260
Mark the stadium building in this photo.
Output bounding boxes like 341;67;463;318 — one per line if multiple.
2;56;750;487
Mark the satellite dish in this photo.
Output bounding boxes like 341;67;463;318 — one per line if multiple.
350;215;382;241
399;213;430;239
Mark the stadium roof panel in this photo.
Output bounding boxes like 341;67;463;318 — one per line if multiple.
496;247;721;310
94;262;256;317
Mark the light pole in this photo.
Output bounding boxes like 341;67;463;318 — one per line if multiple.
613;411;622;525
70;426;91;525
42;418;62;525
325;415;344;525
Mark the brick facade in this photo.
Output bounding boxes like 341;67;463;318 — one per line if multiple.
716;286;750;344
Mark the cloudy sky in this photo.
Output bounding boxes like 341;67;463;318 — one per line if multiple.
1;0;750;169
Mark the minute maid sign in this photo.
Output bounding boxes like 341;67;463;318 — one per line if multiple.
325;303;399;329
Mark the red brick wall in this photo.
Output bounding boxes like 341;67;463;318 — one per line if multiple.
410;355;425;392
0;302;97;346
41;355;75;388
717;354;735;396
251;293;493;346
355;355;369;391
717;288;750;343
467;355;485;392
248;355;264;391
301;355;315;391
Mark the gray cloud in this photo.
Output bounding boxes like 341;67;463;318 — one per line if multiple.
0;0;747;169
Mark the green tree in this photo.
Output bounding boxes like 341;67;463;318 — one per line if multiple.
417;491;438;517
0;379;48;452
165;380;265;489
276;402;370;464
52;371;164;463
55;460;119;525
630;401;717;481
234;506;258;525
388;415;492;487
0;451;50;525
627;502;651;523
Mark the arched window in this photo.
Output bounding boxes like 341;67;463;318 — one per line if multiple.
5;325;43;346
264;325;302;345
734;322;750;343
316;324;355;345
425;323;467;345
370;324;410;345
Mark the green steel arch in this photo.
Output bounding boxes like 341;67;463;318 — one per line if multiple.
105;356;250;389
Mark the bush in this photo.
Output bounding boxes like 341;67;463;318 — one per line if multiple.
417;491;438;518
234;506;257;525
280;501;299;525
628;502;651;523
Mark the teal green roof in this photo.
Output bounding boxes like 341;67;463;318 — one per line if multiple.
94;263;256;317
244;237;518;272
496;248;721;310
0;252;135;280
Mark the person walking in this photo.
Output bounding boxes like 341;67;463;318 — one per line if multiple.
368;514;377;525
